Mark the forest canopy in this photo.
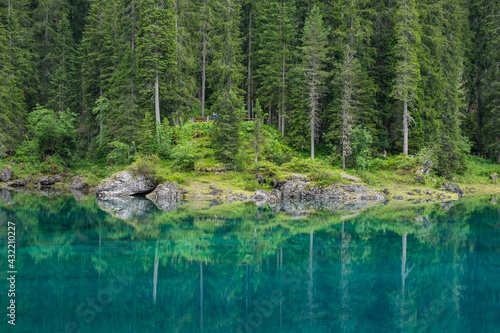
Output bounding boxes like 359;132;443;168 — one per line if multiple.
0;0;499;175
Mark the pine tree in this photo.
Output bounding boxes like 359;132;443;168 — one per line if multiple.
164;0;199;124
429;0;468;175
482;0;500;162
106;0;141;146
0;0;34;151
339;46;357;171
137;0;176;137
33;0;71;105
80;0;115;154
254;0;296;137
299;5;329;160
47;14;76;112
208;0;245;165
392;0;421;155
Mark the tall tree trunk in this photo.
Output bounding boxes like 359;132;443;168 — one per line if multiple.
99;88;103;146
282;46;285;138
201;0;207;117
247;8;252;118
155;71;161;142
342;150;346;171
403;93;408;155
496;135;500;163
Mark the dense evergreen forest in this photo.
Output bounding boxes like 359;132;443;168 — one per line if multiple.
0;0;499;176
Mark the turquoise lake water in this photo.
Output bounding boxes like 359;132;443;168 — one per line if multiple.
1;191;499;332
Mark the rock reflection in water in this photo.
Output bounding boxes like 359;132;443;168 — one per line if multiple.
96;196;157;220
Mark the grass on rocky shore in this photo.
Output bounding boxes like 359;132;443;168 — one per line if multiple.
1;122;499;203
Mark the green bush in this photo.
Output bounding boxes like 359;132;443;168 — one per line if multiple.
127;154;161;181
171;141;197;171
351;127;373;170
243;179;259;191
106;141;132;165
308;170;341;186
281;157;325;173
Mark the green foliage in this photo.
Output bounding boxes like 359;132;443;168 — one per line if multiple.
138;112;156;154
156;120;172;158
106;141;132;166
26;105;76;157
308;170;341;186
170;141;197;171
127;154;161;182
351;127;373;170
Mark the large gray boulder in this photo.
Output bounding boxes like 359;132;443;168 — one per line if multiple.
441;181;464;196
0;166;13;182
95;171;157;197
275;179;386;201
490;173;499;180
146;182;181;212
70;176;89;192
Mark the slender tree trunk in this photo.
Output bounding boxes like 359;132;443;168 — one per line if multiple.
201;0;207;117
403;93;408;155
282;44;285;138
99;89;103;146
342;149;346;171
155;71;161;142
247;8;252;118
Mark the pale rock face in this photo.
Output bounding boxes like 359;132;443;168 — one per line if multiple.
275;179;386;201
95;171;157;197
0;166;13;182
146;182;181;212
70;176;89;192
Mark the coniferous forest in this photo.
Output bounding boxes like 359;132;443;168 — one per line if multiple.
1;0;499;177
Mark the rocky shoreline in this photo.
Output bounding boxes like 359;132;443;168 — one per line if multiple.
2;165;496;217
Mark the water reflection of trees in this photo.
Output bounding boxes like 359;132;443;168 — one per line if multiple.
1;192;500;332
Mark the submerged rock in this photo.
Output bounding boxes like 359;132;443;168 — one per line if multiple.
95;171;157;197
0;166;13;182
146;182;181;212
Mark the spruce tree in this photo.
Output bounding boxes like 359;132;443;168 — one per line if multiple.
298;5;329;160
47;14;76;112
137;0;176;136
482;0;500;162
208;0;245;165
254;0;295;137
164;0;199;124
392;0;421;155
